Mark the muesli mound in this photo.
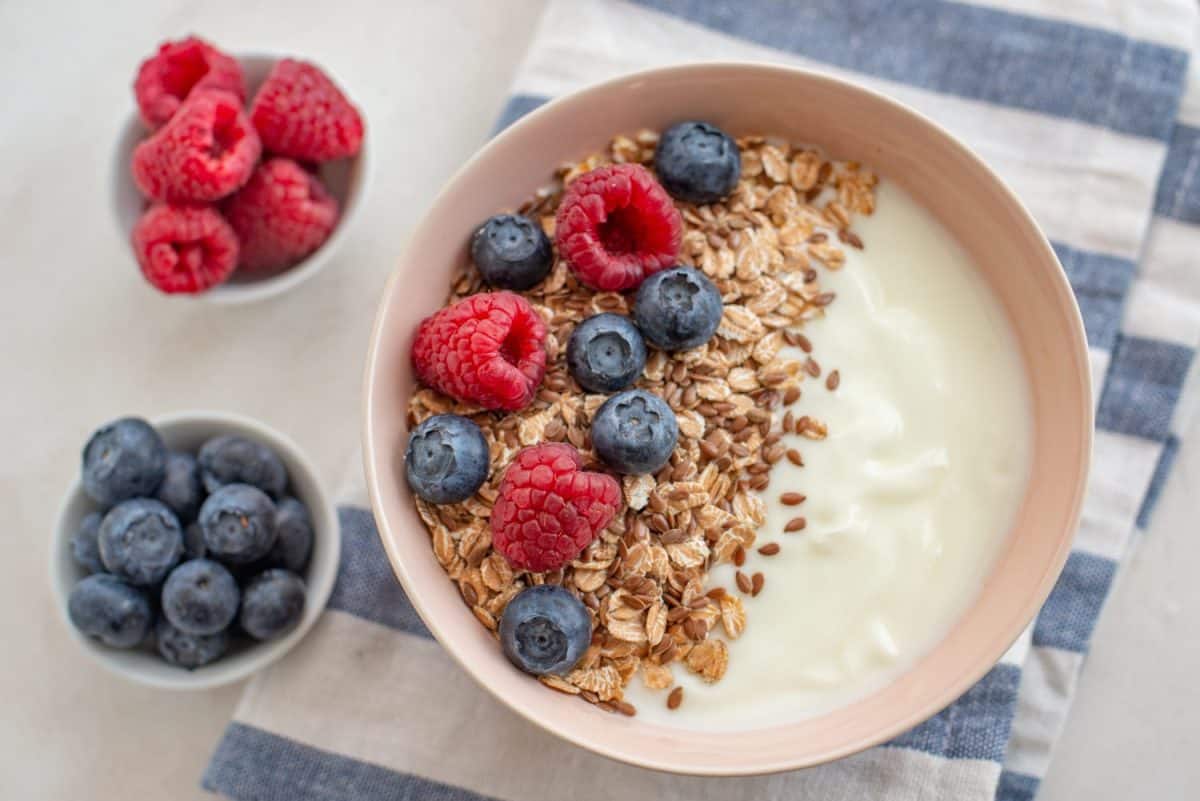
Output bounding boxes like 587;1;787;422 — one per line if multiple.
406;126;877;714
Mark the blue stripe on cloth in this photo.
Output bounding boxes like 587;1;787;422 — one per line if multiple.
1032;551;1118;652
327;506;431;638
1096;335;1194;442
494;94;550;133
885;663;1020;761
1136;434;1181;529
204;722;501;801
630;0;1187;141
995;769;1040;801
1154;124;1200;223
1051;242;1136;352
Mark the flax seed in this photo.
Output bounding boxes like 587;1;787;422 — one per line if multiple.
826;370;840;390
784;516;807;533
780;492;806;505
758;543;781;556
751;572;765;596
614;700;637;717
796;333;813;353
734;572;752;594
804;358;821;378
667;687;684;710
733;545;747;566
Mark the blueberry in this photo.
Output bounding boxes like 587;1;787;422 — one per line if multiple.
155;618;228;669
566;313;647;393
632;266;723;351
654;121;741;204
70;512;105;574
98;499;184;586
161;558;240;636
199;484;278;564
404;414;489;504
240;569;306;641
499;585;591;676
183;521;207;560
197;435;288;497
591;389;678;475
81;417;167;506
155;451;203;522
471;214;553;290
266;497;313;572
68;574;152;648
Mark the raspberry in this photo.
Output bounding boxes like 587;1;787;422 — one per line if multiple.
131;204;239;294
223;158;339;272
249;59;364;163
491;444;621;572
412;292;547;411
132;90;261;203
133;37;245;129
554;163;682;292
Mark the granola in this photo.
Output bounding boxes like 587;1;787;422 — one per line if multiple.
407;131;877;712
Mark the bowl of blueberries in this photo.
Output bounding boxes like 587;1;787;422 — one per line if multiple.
50;412;339;689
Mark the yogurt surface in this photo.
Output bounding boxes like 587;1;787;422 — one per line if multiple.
625;179;1033;729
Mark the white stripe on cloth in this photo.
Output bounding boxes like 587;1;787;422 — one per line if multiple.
232;610;1003;801
1002;646;1084;778
510;0;1169;262
1125;217;1200;345
1071;431;1163;560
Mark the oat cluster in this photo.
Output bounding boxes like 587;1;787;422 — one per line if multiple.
407;130;878;713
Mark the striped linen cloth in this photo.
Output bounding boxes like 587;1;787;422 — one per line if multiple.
204;1;1197;799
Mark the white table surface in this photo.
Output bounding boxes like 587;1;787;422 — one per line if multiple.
2;1;1196;798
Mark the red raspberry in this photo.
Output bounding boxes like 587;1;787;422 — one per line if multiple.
131;204;239;294
412;292;547;411
132;90;261;204
492;444;621;572
249;59;364;163
554;163;682;292
222;158;339;272
133;37;245;129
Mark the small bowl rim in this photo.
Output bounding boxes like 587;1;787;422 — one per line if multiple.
50;409;341;691
111;52;369;305
362;61;1092;774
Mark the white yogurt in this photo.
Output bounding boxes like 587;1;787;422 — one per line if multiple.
625;180;1033;729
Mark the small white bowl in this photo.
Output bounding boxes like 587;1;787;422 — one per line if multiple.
50;411;340;690
112;54;369;304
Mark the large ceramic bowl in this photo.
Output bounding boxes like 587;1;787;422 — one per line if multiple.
51;411;340;690
362;63;1091;774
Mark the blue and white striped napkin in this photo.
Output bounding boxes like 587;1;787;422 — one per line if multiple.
204;2;1198;799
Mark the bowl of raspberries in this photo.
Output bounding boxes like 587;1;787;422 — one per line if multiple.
50;412;339;689
114;36;366;301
